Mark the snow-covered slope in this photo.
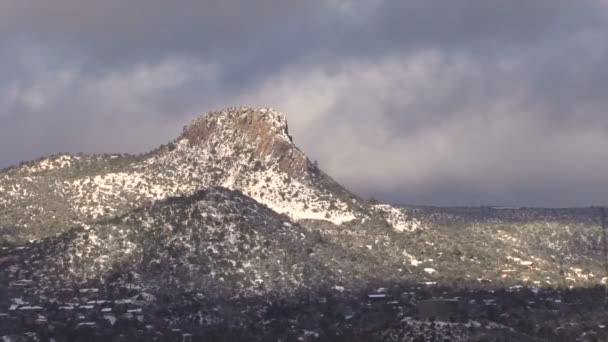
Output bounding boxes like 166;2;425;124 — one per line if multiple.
143;107;360;224
0;106;419;243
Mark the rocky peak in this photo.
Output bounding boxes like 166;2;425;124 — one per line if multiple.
0;106;424;243
180;107;310;180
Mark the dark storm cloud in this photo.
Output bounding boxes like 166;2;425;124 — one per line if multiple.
1;0;607;206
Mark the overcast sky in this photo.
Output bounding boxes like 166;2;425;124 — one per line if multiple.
1;0;608;207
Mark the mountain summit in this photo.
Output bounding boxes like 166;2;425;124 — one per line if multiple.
0;106;420;243
181;107;309;180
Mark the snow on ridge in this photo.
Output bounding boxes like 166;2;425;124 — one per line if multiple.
254;107;292;142
158;138;357;224
145;108;360;225
240;167;356;225
66;171;183;218
47;131;359;225
373;204;422;232
21;155;81;174
186;106;291;141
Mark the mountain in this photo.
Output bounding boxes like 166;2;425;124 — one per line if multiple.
0;107;604;291
0;107;420;244
1;106;608;341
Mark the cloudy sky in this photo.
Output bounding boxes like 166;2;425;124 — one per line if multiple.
1;0;608;207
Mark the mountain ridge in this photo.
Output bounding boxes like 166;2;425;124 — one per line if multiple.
0;106;421;244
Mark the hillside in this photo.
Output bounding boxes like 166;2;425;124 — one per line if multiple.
393;206;605;287
0;107;420;244
5;187;339;297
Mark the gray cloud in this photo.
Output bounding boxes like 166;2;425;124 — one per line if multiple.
1;0;608;207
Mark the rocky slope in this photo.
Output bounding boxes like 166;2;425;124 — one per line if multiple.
0;107;420;244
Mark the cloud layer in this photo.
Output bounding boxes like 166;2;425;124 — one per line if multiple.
1;0;608;207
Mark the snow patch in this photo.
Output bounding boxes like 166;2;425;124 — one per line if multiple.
373;204;422;232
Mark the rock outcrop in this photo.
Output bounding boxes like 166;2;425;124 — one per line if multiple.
182;107;310;180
